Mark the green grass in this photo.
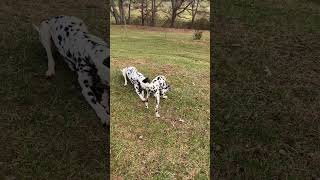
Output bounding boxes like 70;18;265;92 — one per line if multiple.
212;0;320;178
0;0;109;179
110;25;210;179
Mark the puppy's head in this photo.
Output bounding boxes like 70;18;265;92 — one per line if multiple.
140;77;151;89
162;83;171;93
142;77;150;83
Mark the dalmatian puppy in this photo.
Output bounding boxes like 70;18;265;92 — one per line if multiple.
121;67;170;117
121;67;150;102
33;15;109;126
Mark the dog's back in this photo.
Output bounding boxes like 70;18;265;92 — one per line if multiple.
47;16;109;84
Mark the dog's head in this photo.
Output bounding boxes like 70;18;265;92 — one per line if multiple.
142;77;150;83
162;83;171;93
140;77;151;89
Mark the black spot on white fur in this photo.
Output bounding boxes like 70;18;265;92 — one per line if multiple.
37;15;109;125
122;67;170;117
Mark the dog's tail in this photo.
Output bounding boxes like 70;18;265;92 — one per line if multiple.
32;24;40;33
120;67;127;73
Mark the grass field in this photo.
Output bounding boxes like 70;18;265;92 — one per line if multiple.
0;1;109;179
212;0;320;178
110;25;210;179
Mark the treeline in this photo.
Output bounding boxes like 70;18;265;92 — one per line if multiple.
110;0;210;30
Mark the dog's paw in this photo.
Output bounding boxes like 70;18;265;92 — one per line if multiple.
162;95;168;99
156;112;160;118
98;111;109;125
45;70;55;77
123;84;127;86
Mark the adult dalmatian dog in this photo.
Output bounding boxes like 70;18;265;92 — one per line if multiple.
33;15;109;126
121;67;170;118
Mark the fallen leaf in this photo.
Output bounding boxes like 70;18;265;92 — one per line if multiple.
279;149;286;155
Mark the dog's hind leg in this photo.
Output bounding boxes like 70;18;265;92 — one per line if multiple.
77;70;109;126
121;68;128;86
38;22;56;77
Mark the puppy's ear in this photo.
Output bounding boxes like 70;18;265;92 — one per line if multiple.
142;77;150;83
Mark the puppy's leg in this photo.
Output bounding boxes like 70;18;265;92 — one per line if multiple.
161;89;168;99
39;22;56;77
101;89;109;114
145;90;150;109
65;59;76;71
133;84;146;102
154;90;161;118
121;68;128;86
77;70;109;125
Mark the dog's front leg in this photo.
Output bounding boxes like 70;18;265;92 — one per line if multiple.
145;90;150;109
154;90;160;118
38;22;56;77
121;68;128;86
101;88;109;114
134;84;146;102
160;89;168;99
77;71;109;126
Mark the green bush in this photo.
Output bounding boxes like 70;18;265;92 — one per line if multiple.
193;30;203;40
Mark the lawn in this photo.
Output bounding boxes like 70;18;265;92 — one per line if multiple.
110;25;210;179
0;0;109;179
212;0;320;178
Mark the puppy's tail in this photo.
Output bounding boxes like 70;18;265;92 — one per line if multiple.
32;24;40;33
120;67;127;73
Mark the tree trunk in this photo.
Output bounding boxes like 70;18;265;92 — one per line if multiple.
151;0;156;26
110;0;121;24
191;0;199;28
170;10;176;28
118;0;125;24
141;0;145;25
170;0;177;28
128;0;132;24
145;0;149;25
170;0;195;28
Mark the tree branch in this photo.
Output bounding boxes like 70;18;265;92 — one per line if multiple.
176;0;195;15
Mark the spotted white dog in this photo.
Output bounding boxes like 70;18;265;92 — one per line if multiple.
33;15;109;126
121;67;170;117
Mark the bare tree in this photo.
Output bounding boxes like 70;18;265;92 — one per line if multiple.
111;0;121;24
140;0;145;25
150;0;164;26
118;0;126;24
170;0;194;27
128;0;132;24
190;0;200;28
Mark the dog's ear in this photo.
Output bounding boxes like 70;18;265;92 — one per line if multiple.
142;77;150;83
